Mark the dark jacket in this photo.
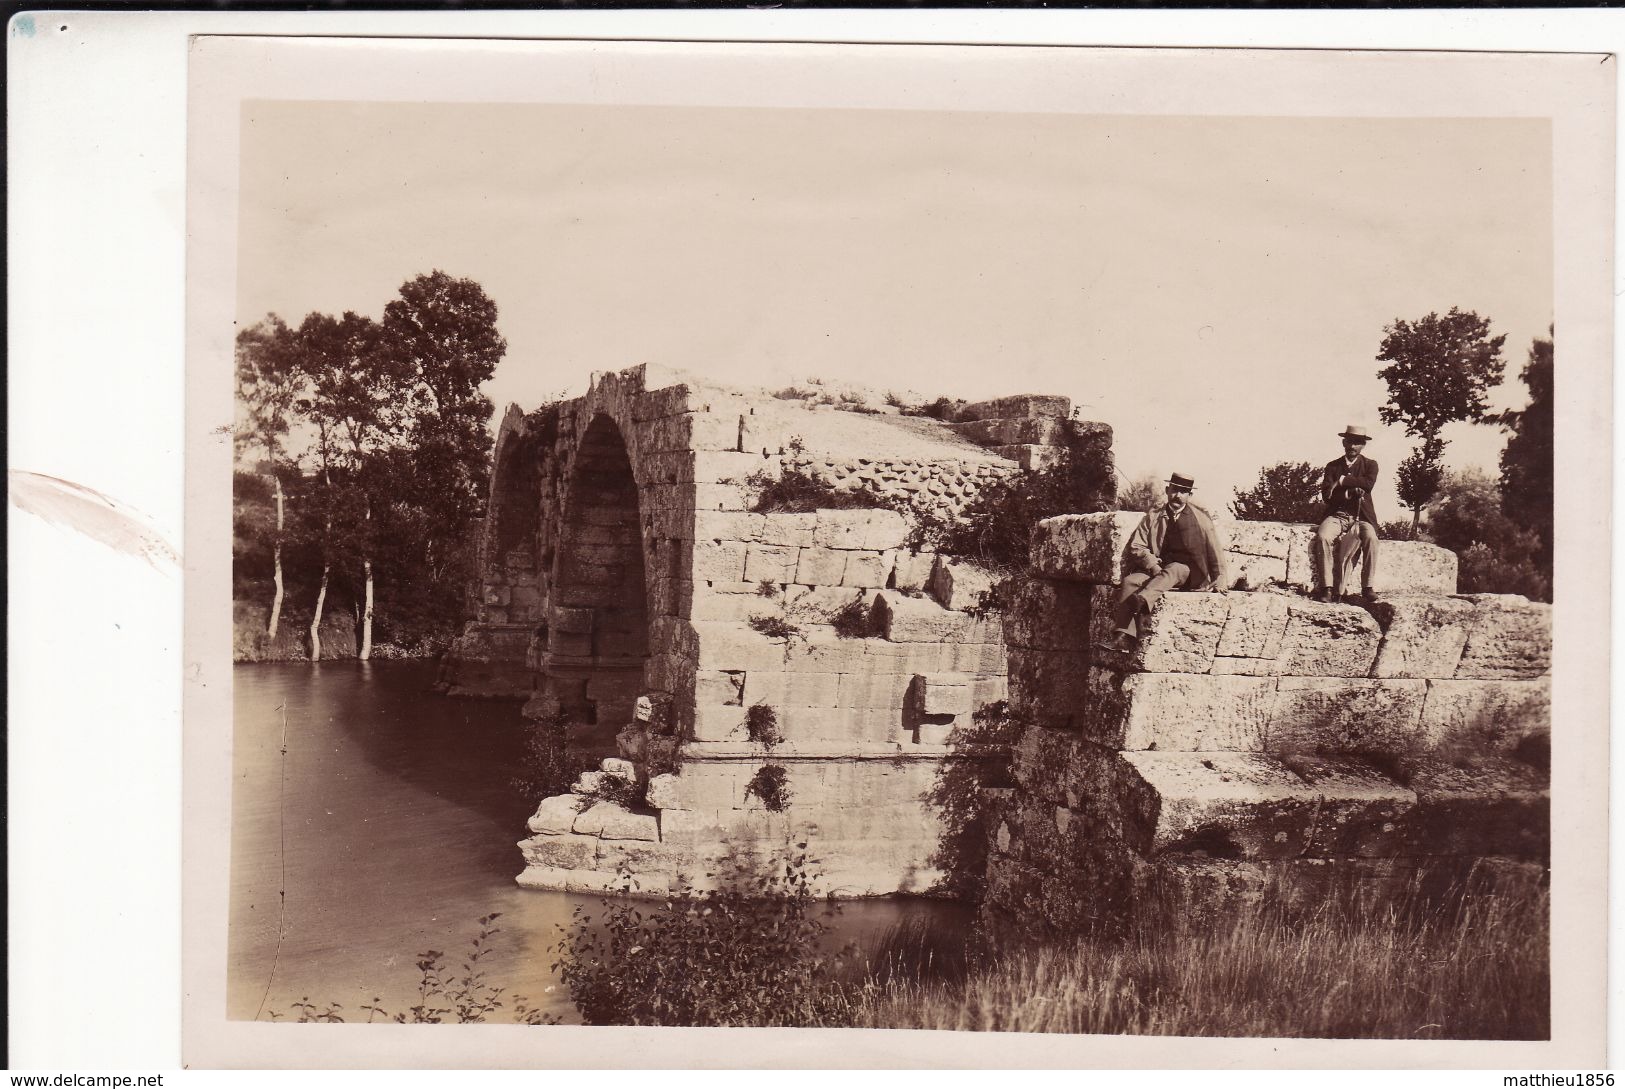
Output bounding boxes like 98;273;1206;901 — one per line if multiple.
1123;501;1228;591
1321;454;1379;526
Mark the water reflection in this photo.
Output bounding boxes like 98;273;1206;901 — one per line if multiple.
229;661;969;1024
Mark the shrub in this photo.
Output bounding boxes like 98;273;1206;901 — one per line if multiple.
747;614;802;641
511;707;595;804
551;851;856;1026
755;579;778;597
826;597;872;638
901;396;961;420
745;703;782;748
748;466;893;514
911;420;1117;575
576;772;643;812
745;765;793;811
925;700;1024;900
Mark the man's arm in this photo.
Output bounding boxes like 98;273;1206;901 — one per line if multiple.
1125;512;1161;575
1320;461;1339;503
1348;457;1378;496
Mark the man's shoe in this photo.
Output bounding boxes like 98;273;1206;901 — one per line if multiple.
1360;589;1380;606
1092;634;1137;655
1310;588;1333;603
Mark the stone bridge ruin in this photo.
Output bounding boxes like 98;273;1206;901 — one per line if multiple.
440;363;1550;914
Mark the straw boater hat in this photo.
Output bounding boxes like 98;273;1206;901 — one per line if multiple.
1339;425;1371;442
1165;472;1195;492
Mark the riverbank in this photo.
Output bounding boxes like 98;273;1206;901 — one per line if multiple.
233;601;452;662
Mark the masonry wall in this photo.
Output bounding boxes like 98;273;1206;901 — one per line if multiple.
985;511;1552;936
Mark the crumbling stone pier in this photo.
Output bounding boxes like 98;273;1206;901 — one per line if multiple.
985;512;1552;934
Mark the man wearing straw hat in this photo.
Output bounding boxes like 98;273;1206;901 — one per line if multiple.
1095;471;1227;654
1313;424;1381;605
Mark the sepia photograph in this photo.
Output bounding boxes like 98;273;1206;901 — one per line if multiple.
175;32;1610;1069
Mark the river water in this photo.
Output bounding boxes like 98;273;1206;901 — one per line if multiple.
229;662;968;1023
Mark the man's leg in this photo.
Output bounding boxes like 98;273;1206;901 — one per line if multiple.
1313;517;1342;599
1133;562;1191;622
1357;521;1379;596
1110;572;1151;638
1332;522;1360;598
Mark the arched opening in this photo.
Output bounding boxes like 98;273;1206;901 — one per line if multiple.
545;413;650;754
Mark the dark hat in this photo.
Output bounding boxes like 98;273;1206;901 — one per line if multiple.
1339;424;1371;442
1165;472;1195;491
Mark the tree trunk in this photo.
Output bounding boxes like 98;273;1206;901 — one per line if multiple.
310;564;330;661
267;474;285;640
360;558;374;660
1410;505;1422;541
358;493;374;660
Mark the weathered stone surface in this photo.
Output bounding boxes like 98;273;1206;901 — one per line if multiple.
692;622;788;671
1118;752;1415;860
574;801;660;841
1268;677;1428;754
910;673;975;716
1395;756;1549;858
813;509;909;551
1418;677;1551;752
1090;671;1274;751
891;550;937;593
692;539;748;582
571;771;606;795
601;757;637;782
743;543;799;584
1008;645;1093;730
842;550;896;588
1272;755;1415;857
955;394;1071;421
1455;594;1552;679
871;592;992;643
1214;591;1290;660
1030;512;1142;584
948;416;1070;446
645;773;683;811
1276;598;1382;677
1370;594;1474;678
526;793;584;835
928;557;996;612
519;832;598;870
795;546;848;586
1131;591;1231;673
1213;519;1298;561
742;668;842;708
1002;576;1093;650
760;512;818;547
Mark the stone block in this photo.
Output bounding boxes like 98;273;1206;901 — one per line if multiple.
1276;598;1381;677
1119;752;1411;860
813;509;910;551
692;622;789;671
891;551;937;593
1395;756;1549;858
950;642;1008;673
1418;677;1551;753
601;757;637;783
1002;576;1093;650
742;669;842;708
694;510;767;543
1214;591;1290;660
836;671;913;709
795;546;848;586
519;832;598;870
573;801;661;842
948;416;1070;446
645;773;683;810
841;550;895;588
928;557;996;612
1370;594;1474;678
1223;553;1288;591
1271;755;1416;856
549;631;593;658
1214;519;1298;561
1008;646;1093;730
692;539;748;583
954;394;1071;421
911;673;975;716
791;632;873;673
1268;677;1428;754
691;703;749;742
688;592;761;623
743;543;800;584
1089;671;1275;751
695;669;745;706
1030;512;1143;585
692;450;776;485
693;483;750;511
760;512;818;547
1455;595;1552;679
526;793;584;835
871;592;992;642
1130;591;1230;673
549;606;594;634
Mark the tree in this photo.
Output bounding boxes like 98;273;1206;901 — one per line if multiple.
1497;327;1554;584
296;310;404;660
235;314;305;640
1424;469;1549;600
1230;461;1323;523
1376;307;1507;536
1117;473;1162;514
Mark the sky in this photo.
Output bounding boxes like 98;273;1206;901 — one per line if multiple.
237;102;1552;520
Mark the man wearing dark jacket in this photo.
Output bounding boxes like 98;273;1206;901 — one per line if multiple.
1095;472;1227;653
1314;424;1379;604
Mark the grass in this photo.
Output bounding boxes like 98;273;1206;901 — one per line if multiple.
831;880;1549;1039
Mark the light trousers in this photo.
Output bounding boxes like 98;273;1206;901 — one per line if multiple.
1314;514;1378;595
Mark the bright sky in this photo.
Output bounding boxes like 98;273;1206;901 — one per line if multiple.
237;102;1551;519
